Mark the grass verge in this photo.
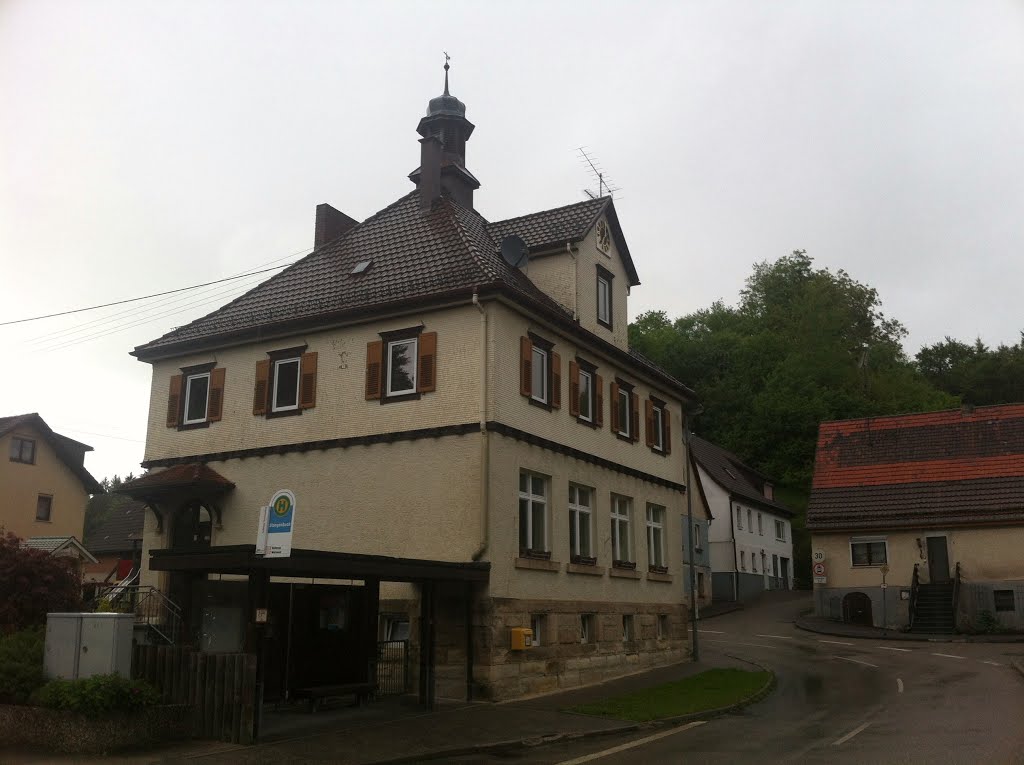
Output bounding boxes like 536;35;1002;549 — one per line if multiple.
567;668;771;722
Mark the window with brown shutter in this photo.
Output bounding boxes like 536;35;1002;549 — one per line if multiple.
630;391;640;443
366;341;383;400
523;333;556;410
647;396;669;455
594;374;604;427
299;352;318;409
417;332;437;393
551;352;561;409
208;368;226;422
253;360;270;415
519;336;533;398
572;358;599;427
609;381;620;432
645;399;655;448
664;408;672;454
166;374;183;428
569;361;580;417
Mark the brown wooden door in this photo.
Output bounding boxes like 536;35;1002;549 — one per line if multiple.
927;536;950;582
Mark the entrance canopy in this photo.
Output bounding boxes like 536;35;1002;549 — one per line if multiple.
150;544;490;583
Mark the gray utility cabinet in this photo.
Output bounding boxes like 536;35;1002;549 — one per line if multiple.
45;613;133;680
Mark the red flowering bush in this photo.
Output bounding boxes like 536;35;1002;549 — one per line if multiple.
0;531;82;633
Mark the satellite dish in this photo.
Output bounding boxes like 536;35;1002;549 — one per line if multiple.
500;235;529;269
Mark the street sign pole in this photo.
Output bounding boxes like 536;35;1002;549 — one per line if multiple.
880;563;890;631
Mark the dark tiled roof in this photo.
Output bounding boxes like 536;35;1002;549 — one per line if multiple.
0;413;103;494
807;404;1024;530
83;501;146;554
689;435;793;516
118;464;235;496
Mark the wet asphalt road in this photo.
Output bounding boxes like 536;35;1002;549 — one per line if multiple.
440;593;1024;765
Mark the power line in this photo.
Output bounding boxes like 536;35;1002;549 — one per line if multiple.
0;262;299;328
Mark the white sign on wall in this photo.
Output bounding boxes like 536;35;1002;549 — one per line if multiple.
256;490;296;559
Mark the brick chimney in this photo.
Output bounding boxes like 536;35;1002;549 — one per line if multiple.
417;135;443;212
314;203;358;249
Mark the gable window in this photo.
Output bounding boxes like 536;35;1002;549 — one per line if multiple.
569;484;594;563
775;520;786;541
365;330;436;403
9;437;35;464
645;397;671;454
610;379;638;442
610;494;634;567
35;494;52;522
569;359;602;427
167;364;225;428
519;471;549;557
596;266;613;329
519;335;560;410
646;504;666;571
254;348;318;416
851;538;887;567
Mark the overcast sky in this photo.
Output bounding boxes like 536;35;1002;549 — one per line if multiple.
2;1;1022;482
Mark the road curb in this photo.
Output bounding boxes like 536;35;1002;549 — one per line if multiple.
363;666;776;765
793;617;1024;644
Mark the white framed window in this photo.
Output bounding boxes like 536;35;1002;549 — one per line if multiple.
652;405;664;451
693;522;702;551
271;357;301;412
775;520;786;541
622;614;635;642
519;471;548;555
736;507;743;530
850;538;887;567
183;372;211;425
386;337;418;396
610;495;633;564
578;369;593;422
580;613;595;644
531;345;549;404
740;550;746;570
646;504;666;569
617;388;630;438
530;614;545;647
757;513;763;536
597;271;612;327
569;484;594;560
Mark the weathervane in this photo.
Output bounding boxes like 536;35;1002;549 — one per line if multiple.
443;51;451;94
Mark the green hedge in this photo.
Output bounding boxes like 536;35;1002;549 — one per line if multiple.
0;628;45;704
31;674;160;717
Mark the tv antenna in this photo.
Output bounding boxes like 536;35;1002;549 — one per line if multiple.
577;147;621;200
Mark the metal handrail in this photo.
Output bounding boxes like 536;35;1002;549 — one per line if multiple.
908;563;920;630
89;583;182;644
952;561;962;631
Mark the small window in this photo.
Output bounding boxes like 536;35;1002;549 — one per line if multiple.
652;405;664;451
851;540;887;567
617;388;630;438
994;590;1015;612
351;260;372;275
531;346;549;404
747;508;752;532
775;520;786;541
610;495;633;565
580;613;595;644
646;504;666;570
530;614;545;646
387;338;418;396
183;372;210;425
740;551;746;570
9;437;35;464
622;614;635;642
578;369;593;422
596;268;613;329
693;522;702;551
752;555;758;573
758;513;763;536
35;494;52;522
569;484;594;561
657;614;669;640
519;471;548;556
736;507;743;530
272;357;301;412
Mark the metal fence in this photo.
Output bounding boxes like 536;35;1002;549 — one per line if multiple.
375;640;410;696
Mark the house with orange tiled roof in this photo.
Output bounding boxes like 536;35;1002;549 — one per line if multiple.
807;403;1024;633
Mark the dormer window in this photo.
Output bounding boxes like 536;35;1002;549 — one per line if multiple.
596;266;614;329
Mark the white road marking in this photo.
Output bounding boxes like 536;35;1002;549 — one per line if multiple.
818;639;854;646
698;629;726;634
705;638;778;649
834;655;879;668
755;634;794;640
832;721;872;746
931;653;965;660
554;721;707;764
877;646;912;652
980;660;1003;666
897;678;904;693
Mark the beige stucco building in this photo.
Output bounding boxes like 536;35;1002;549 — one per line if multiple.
124;72;700;704
0;413;102;543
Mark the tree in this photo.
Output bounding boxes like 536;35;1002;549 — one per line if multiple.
917;335;1024;405
0;532;82;633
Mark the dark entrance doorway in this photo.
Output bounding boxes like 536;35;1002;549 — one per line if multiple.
927;536;951;582
842;592;873;626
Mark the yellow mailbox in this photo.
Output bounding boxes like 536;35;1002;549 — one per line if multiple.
510;627;533;650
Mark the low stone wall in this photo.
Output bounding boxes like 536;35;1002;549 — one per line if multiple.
0;703;190;755
959;581;1024;631
814;585;910;629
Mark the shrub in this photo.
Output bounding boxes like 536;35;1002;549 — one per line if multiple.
0;532;82;632
0;627;46;703
31;674;160;717
974;609;1004;634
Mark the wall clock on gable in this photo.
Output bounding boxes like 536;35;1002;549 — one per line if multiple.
595;218;611;255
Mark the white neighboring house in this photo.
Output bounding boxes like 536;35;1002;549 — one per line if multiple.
690;436;794;602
